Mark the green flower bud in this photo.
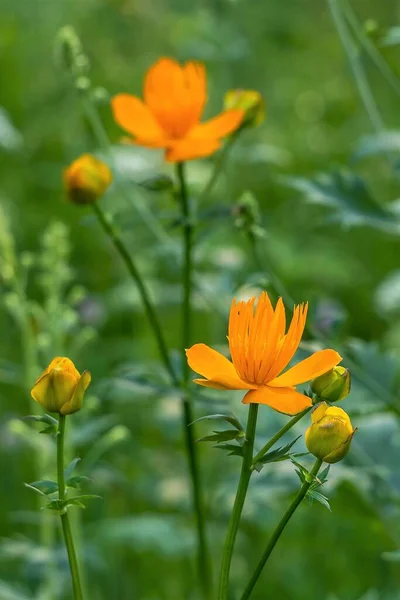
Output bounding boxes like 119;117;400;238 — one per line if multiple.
305;402;356;464
311;366;351;403
224;89;265;128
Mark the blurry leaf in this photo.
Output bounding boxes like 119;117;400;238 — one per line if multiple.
253;436;302;471
374;270;400;316
382;550;400;561
381;27;400;47
196;429;245;444
138;174;174;192
283;170;398;232
23;414;58;427
66;475;92;489
24;483;49;498
191;413;244;432
0;107;23;152
96;514;194;556
26;480;58;496
354;131;400;161
63;494;101;509
306;489;331;511
0;579;31;600
213;442;244;456
71;415;118;446
64;457;81;480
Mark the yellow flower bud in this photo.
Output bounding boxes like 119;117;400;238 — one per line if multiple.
305;402;355;464
310;366;351;403
63;154;112;205
31;357;91;415
224;89;265;128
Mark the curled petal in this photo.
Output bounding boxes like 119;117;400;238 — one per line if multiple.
268;349;342;388
31;370;77;413
186;343;252;390
61;371;92;415
242;386;312;415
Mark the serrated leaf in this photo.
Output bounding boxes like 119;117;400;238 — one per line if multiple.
190;413;244;432
254;436;301;469
196;429;243;444
213;443;244;457
66;475;92;489
64;457;81;480
307;489;331;511
27;480;58;496
283;170;398;232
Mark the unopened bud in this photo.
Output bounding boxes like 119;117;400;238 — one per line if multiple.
305;402;355;464
63;154;112;205
311;366;351;403
224;89;265;128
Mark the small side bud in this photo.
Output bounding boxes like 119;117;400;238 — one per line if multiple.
311;366;351;403
224;89;265;128
233;192;265;238
55;26;90;78
305;402;356;464
31;357;91;415
63;154;112;205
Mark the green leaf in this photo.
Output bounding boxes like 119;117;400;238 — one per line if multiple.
382;550;400;562
26;480;58;496
283;170;398;233
254;436;301;471
213;443;244;457
64;457;81;480
66;475;92;489
353;131;400;161
190;413;244;432
196;429;245;444
63;494;102;509
138;174;174;192
24;483;49;498
23;413;58;434
381;27;400;47
306;489;331;511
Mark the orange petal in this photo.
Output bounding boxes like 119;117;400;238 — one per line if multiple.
165;139;221;162
186;343;252;390
242;386;312;415
111;94;165;142
188;110;244;140
144;58;206;138
268;349;342;388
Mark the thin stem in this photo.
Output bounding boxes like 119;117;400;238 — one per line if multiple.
328;0;385;136
251;407;312;468
240;458;323;600
218;404;259;600
176;162;212;599
199;132;239;203
92;202;179;387
57;415;83;600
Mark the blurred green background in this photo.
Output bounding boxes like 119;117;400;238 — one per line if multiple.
2;0;400;599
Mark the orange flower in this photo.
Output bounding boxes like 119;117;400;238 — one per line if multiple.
64;154;112;205
186;292;342;415
111;58;244;162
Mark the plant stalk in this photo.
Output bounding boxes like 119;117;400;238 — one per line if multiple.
57;415;83;600
218;404;259;600
239;458;323;600
176;161;212;599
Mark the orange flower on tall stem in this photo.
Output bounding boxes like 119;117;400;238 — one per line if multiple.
186;292;342;415
111;58;244;162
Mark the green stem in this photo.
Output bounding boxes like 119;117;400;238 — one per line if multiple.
92;202;179;387
218;404;259;600
251;407;312;468
240;458;323;600
176;162;212;599
57;415;83;600
328;0;385;136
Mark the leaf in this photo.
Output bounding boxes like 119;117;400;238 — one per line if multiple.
138;174;174;192
64;457;81;480
213;443;244;457
306;489;331;511
196;429;244;444
190;413;244;432
382;550;400;562
26;480;58;496
353;131;400;161
381;27;400;47
63;494;101;509
66;475;92;489
23;414;58;435
253;436;301;470
283;170;398;233
24;483;49;498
